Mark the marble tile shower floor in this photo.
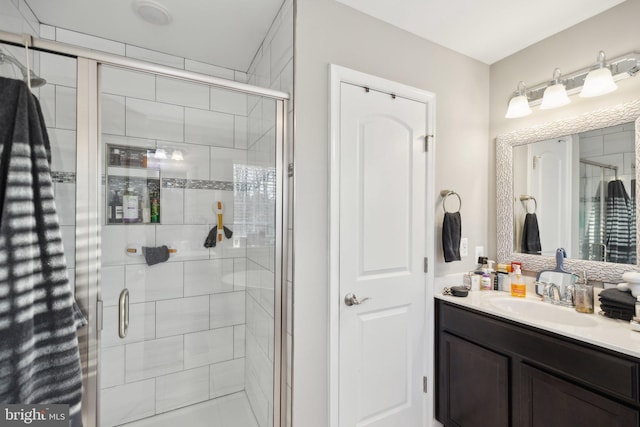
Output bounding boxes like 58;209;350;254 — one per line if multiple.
121;392;258;427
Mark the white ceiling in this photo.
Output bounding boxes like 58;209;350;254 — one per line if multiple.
337;0;628;64
24;0;285;71
24;0;628;71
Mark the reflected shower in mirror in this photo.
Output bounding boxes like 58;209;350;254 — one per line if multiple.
496;100;640;282
512;122;636;264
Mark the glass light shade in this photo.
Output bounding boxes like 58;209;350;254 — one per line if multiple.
540;83;570;109
580;67;617;97
505;94;532;118
171;150;184;161
154;148;168;159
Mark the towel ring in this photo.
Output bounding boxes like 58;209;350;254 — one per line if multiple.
520;195;537;214
440;190;461;214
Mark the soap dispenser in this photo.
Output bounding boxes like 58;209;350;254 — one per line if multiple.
574;271;593;313
510;265;526;297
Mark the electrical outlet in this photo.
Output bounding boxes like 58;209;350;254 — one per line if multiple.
475;246;484;260
460;238;468;257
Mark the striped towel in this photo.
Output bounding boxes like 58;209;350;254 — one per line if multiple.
605;179;635;264
0;77;85;425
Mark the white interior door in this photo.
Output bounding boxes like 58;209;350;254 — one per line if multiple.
338;82;428;426
528;137;573;256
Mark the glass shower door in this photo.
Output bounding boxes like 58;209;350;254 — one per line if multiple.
96;64;282;427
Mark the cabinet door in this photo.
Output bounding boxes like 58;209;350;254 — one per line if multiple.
438;333;509;427
519;364;639;427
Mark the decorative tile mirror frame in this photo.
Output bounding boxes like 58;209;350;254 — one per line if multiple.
496;99;640;282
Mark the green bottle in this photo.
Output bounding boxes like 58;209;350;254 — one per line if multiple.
150;192;160;223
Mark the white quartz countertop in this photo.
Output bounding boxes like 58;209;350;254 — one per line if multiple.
436;290;640;359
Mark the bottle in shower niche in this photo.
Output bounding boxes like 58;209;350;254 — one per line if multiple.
123;186;139;223
150;191;160;223
140;186;151;223
114;191;123;223
107;190;116;223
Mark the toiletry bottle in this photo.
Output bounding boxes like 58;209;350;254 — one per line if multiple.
141;186;151;223
487;260;496;289
574;271;593;313
510;265;526;297
108;190;116;223
150;192;160;223
123;186;139;223
480;268;492;291
114;191;123;223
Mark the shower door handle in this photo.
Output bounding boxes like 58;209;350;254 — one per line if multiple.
118;288;129;338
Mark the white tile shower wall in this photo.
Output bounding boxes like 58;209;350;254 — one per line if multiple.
0;8;292;425
245;0;293;425
98;63;254;425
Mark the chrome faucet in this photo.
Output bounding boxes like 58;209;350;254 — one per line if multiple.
546;283;561;302
544;282;575;307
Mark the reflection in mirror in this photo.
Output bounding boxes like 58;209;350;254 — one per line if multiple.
496;99;640;283
512;122;636;264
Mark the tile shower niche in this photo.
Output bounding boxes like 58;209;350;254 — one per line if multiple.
106;144;161;225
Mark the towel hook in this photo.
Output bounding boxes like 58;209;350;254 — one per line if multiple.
22;33;32;91
440;190;461;214
520;195;537;214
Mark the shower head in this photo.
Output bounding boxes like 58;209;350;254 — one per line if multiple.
0;49;47;88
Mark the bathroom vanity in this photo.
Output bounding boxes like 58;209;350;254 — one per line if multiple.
435;292;640;427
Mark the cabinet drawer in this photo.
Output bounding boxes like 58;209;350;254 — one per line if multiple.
439;301;640;401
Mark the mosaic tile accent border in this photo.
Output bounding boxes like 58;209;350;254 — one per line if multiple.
161;178;234;191
51;171;76;183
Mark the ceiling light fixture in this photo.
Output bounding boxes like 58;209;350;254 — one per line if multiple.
505;51;640;119
132;0;172;26
505;81;531;119
580;50;618;98
540;68;570;110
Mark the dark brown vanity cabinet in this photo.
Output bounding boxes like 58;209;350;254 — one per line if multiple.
435;299;640;427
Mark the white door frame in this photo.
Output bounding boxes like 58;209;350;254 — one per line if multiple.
328;64;436;426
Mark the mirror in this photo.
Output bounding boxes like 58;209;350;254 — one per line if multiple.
512;121;636;264
496;99;640;282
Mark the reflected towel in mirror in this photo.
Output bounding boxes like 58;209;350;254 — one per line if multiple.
521;213;541;254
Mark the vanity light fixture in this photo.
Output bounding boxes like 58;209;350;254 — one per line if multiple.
154;148;168;159
580;51;617;98
504;50;640;119
505;81;532;118
540;68;570;110
171;150;184;161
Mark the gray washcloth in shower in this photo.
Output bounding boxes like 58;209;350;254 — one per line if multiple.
142;245;170;266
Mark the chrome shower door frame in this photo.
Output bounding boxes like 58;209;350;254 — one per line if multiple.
73;59;289;427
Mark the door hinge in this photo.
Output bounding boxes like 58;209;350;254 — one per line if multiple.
423;376;428;393
288;163;294;177
424;257;428;273
532;156;537;170
97;299;103;331
425;135;434;152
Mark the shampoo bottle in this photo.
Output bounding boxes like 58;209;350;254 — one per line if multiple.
480;268;492;291
510;265;526;297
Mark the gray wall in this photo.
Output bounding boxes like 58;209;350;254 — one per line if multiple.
293;0;490;424
489;0;640;258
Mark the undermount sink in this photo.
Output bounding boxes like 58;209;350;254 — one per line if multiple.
486;296;598;327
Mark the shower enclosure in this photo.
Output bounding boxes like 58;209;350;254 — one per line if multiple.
0;35;288;427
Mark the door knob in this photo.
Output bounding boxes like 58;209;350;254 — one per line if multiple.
344;292;371;306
